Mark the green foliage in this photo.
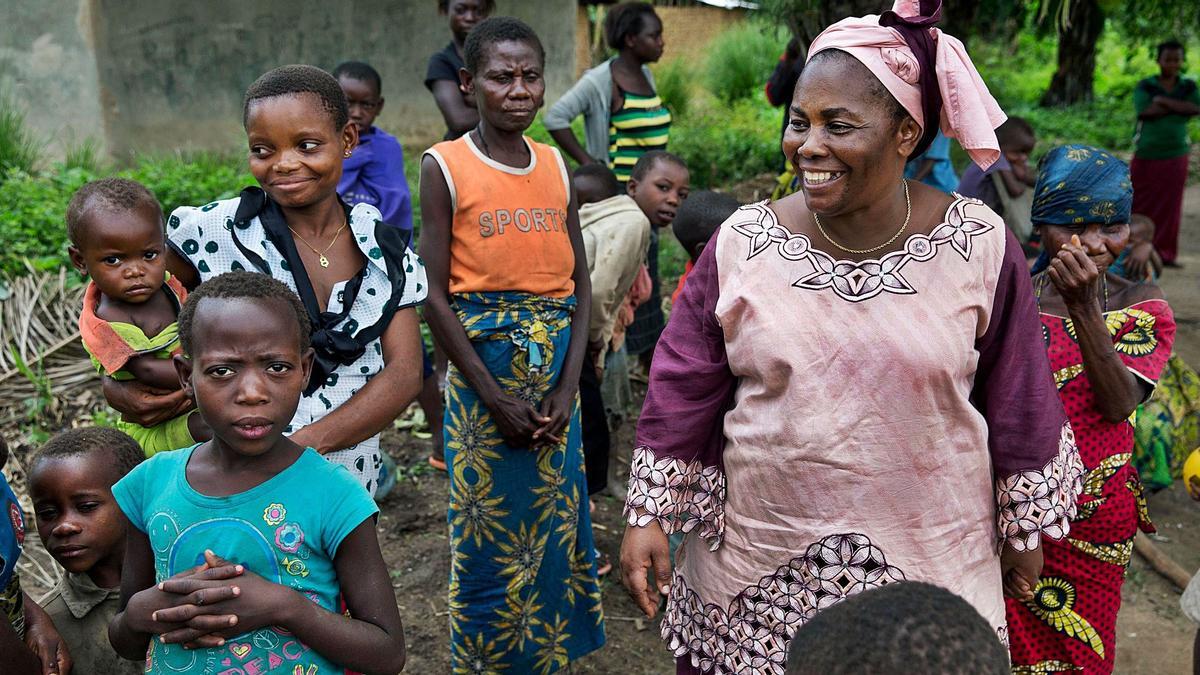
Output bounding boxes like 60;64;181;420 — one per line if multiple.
10;345;57;441
0;166;95;274
969;27;1200;158
657;229;690;296
652;59;695;119
119;152;254;216
669;96;781;189
704;22;785;104
62;138;101;173
0;95;41;176
0;152;253;276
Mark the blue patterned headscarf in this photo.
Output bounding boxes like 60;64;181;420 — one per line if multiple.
1031;144;1132;227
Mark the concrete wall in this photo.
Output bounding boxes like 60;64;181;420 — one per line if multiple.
571;4;748;77
655;5;747;67
2;0;577;159
0;0;104;156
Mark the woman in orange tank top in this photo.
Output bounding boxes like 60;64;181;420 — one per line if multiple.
418;17;606;672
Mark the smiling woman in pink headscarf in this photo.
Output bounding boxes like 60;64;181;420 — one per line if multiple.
617;2;1083;673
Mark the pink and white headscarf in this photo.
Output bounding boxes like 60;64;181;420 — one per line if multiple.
807;0;1006;169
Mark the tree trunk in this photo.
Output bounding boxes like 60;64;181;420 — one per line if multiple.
1040;0;1105;107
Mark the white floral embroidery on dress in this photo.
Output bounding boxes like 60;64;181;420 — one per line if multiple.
662;533;906;675
996;422;1085;551
623;446;726;550
730;197;993;303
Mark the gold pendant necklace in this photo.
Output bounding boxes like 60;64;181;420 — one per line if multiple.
813;179;912;255
288;220;348;268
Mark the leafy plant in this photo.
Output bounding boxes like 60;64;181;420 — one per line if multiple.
703;22;785;104
120;151;255;216
652;58;695;119
10;344;57;434
669;97;780;189
0;166;95;274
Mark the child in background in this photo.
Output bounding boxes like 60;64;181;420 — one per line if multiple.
30;428;145;675
904;129;959;194
575;163;650;528
68;178;209;456
425;0;495;140
785;582;1009;675
623;150;689;372
0;436;73;675
334;61;414;243
670;190;739;304
957;116;1037;245
108;272;405;675
1114;213;1163;282
334;60;439;477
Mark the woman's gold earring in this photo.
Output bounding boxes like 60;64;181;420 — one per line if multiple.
344;150;352;158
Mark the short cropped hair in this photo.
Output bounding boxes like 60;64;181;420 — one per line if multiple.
437;0;496;14
464;17;545;75
1158;39;1185;59
605;2;659;52
33;427;144;484
243;64;348;131
673;190;739;257
786;582;1009;675
66;178;162;247
573;163;622;200
178;271;312;356
630;150;687;182
995;116;1035;148
332;61;382;95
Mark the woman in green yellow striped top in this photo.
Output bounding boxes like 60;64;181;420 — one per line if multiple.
546;2;670;182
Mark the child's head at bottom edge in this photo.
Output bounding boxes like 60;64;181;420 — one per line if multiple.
29;427;145;585
66;178;167;305
176;271;314;459
786;581;1009;675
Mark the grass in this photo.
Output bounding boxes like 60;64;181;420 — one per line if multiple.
0;92;41;176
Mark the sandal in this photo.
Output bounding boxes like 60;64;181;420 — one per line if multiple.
428;454;448;472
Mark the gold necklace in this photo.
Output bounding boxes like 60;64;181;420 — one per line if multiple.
813;179;911;255
288;220;348;268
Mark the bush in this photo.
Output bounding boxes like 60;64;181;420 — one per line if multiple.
670;96;781;189
0;166;94;274
653;58;695;119
703;22;785;103
120;151;254;216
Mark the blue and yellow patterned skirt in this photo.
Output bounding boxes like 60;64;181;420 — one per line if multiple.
445;292;605;673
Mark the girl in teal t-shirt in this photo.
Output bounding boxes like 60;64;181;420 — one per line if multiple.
108;272;405;674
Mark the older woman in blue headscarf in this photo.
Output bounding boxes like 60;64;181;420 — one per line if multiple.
1007;145;1176;673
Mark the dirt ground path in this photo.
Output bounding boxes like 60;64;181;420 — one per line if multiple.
380;186;1200;673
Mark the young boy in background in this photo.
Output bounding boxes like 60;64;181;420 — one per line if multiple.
30;428;144;675
957;116;1037;246
670;190;739;304
335;60;440;475
623;150;689;373
1;435;73;675
334;61;414;243
575;163;650;520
